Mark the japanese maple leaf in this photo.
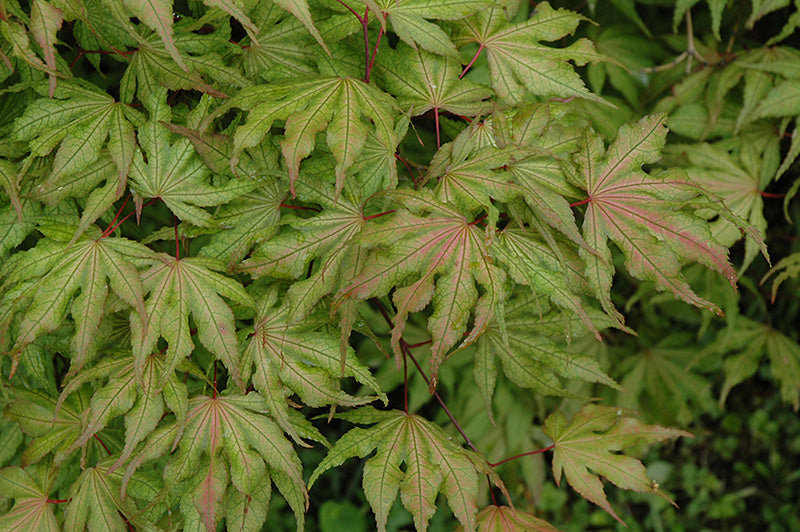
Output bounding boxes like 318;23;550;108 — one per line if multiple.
239;178;366;322
453;2;606;104
375;44;493;118
475;292;618;416
706;317;800;410
459;505;561;532
1;227;152;376
681;142;767;272
370;0;494;58
133;393;308;532
310;408;491;532
12;80;139;195
0;466;59;532
543;404;691;525
335;189;507;391
226;75;399;195
59;351;188;471
577;114;736;321
131;253;254;388
63;458;156;532
242;288;385;444
129;94;256;227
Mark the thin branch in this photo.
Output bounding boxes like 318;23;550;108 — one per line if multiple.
489;444;556;468
371;299;480;454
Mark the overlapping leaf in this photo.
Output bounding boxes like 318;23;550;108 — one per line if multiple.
475;292;617;416
131;253;254;388
225;75;399;195
458;505;560;532
453;2;606;104
576;114;736;321
1;227;152;374
0;465;59;532
544;404;690;525
242;288;384;443
129;94;256;227
309;408;485;532
132;393;309;532
335;189;507;391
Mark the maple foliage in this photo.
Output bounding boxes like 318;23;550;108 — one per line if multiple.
1;0;799;531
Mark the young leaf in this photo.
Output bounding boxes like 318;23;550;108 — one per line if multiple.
336;189;507;391
454;2;606;104
131;254;254;388
576;114;736;320
543;404;691;525
309;410;482;532
29;0;63;97
226;76;399;195
458;505;561;532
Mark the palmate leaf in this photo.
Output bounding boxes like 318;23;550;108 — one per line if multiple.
1;228;152;375
336;189;507;392
475;292;618;416
375;44;493;117
0;465;59;532
453;2;606;104
576;114;737;322
680;142;768;272
371;0;493;58
155;392;308;532
12;80;140;195
242;288;384;444
131;253;254;388
239;177;365;322
129;93;256;227
58;351;188;471
543;404;691;525
705;317;800;410
225;75;399;195
309;408;485;532
456;505;561;532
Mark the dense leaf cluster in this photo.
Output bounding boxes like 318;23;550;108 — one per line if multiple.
1;0;799;531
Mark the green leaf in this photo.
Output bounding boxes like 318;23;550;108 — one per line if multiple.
2;230;151;375
577;114;736;321
336;190;507;392
29;0;63;97
129;95;256;227
461;505;561;532
227;76;399;195
0;466;60;532
243;289;383;443
375;44;493;117
454;2;606;104
309;410;482;532
131;254;254;388
544;404;691;525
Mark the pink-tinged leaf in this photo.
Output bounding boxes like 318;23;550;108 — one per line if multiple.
310;410;482;532
201;0;260;45
543;404;691;525
0;466;60;532
335;190;506;391
273;0;330;55
578;114;736;319
457;505;562;532
29;0;63;97
193;458;229;532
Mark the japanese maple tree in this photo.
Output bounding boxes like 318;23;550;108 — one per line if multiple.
1;0;798;531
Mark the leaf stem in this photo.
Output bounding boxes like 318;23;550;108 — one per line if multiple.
93;434;111;455
371;299;480;453
489;444;555;468
101;198;159;238
101;193;131;237
569;197;592;208
363;209;396;221
459;44;485;79
760;191;786;198
280;202;322;212
362;7;371;82
46;498;71;504
173;216;180;260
